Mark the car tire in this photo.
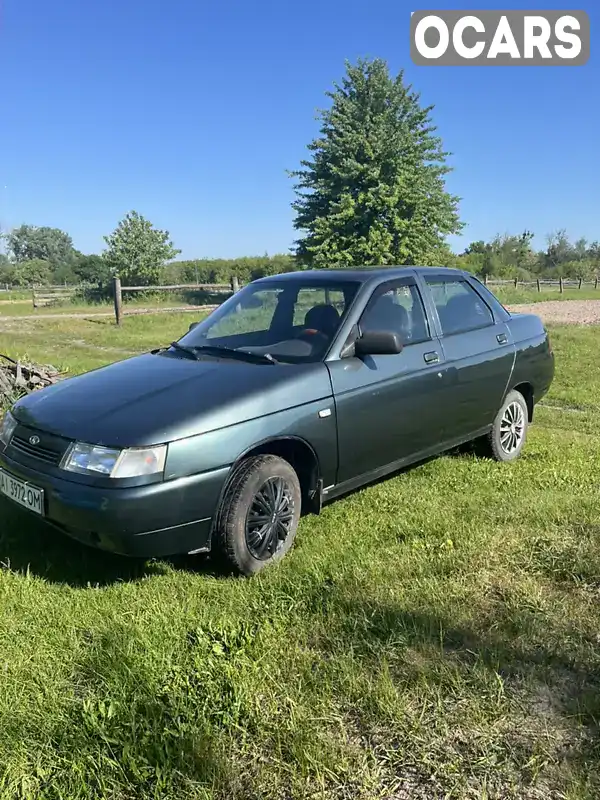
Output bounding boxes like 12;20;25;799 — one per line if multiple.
485;389;529;462
212;454;302;576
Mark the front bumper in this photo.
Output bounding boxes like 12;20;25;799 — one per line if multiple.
0;451;230;558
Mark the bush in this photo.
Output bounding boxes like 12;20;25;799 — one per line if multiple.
172;254;297;286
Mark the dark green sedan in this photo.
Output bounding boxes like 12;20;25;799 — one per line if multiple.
0;267;554;575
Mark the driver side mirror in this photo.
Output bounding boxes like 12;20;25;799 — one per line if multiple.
354;330;403;356
188;322;199;332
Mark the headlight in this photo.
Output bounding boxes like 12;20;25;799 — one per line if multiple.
0;411;17;446
61;442;167;478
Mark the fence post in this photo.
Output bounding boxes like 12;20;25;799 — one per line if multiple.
113;275;123;325
484;274;488;285
559;277;564;294
579;277;583;289
230;275;240;293
32;288;36;310
595;277;598;290
514;277;518;288
536;278;540;292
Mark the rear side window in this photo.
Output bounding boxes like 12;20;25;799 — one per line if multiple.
470;277;510;316
425;279;494;336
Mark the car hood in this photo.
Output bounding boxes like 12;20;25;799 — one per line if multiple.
12;351;333;447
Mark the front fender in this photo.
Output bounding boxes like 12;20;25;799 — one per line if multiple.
164;397;338;488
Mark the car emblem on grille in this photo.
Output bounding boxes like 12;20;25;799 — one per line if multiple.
29;436;40;446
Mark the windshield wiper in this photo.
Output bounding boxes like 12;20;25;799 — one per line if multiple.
170;341;200;360
170;342;277;365
191;345;278;365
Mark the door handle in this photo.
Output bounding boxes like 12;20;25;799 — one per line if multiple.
424;351;440;364
496;332;508;344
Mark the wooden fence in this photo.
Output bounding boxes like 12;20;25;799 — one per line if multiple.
484;276;599;292
112;276;241;325
32;286;79;310
9;271;600;323
110;274;600;325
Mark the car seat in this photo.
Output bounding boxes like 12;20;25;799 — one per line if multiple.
303;304;341;338
441;293;487;334
362;294;411;340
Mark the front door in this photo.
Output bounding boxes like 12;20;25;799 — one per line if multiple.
327;279;448;486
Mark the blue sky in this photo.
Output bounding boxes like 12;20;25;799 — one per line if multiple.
1;0;597;259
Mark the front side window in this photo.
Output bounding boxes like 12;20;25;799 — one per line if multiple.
178;279;360;363
425;279;494;336
359;283;430;345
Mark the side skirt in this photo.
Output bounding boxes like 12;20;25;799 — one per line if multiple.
323;426;492;502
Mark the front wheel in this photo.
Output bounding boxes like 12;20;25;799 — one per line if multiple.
212;454;301;576
484;389;529;462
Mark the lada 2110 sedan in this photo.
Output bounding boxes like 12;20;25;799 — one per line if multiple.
0;267;554;575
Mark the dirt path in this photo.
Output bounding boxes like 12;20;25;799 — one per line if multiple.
507;299;600;325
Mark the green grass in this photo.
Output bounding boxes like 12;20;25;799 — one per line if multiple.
0;289;33;302
1;316;600;799
0;295;207;317
0;312;209;373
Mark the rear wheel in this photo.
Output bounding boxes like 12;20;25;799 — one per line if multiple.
212;454;301;576
484;389;529;462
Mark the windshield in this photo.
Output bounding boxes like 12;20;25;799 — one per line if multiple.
177;279;361;363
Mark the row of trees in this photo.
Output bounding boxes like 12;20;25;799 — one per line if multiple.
175;230;600;285
1;58;597;289
0;214;297;289
457;231;600;281
2;219;596;291
0;212;181;289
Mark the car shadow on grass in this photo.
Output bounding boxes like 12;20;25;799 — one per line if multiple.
298;576;600;798
0;498;226;587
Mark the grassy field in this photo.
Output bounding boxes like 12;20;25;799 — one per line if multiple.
0;312;207;373
0;314;600;799
0;295;205;317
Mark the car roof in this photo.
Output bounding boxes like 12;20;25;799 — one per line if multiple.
252;266;469;285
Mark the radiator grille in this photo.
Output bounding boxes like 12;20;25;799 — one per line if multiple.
9;432;67;466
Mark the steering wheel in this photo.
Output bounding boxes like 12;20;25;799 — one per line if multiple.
295;328;330;348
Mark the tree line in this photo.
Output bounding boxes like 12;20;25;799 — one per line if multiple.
1;58;597;290
2;219;596;292
0;215;298;290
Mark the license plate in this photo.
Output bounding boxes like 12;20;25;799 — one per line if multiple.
0;468;44;516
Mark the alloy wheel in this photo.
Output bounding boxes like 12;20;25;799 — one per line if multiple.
499;401;525;454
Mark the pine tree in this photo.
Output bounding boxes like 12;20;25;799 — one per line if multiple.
290;58;463;268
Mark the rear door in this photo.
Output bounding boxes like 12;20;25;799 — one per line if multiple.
327;277;448;485
418;273;516;441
